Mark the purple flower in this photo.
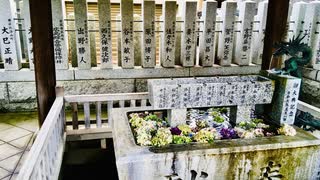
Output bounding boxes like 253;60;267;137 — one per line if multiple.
170;127;182;135
220;128;238;139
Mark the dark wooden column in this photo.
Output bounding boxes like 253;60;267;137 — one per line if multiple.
29;0;56;126
261;0;290;70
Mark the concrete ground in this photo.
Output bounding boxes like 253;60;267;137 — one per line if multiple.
0;112;38;180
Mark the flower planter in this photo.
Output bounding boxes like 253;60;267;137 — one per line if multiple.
112;107;320;180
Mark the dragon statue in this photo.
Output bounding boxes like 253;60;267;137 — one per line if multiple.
272;34;312;78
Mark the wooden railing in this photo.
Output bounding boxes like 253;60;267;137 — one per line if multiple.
64;92;150;141
17;97;65;180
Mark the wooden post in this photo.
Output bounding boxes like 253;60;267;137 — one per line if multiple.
261;0;290;70
29;0;56;126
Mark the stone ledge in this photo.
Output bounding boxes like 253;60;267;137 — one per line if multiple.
0;69;75;82
57;79;136;95
0;65;262;82
0;83;8;102
74;66;190;80
189;64;261;76
8;82;36;103
302;67;320;82
300;78;320;108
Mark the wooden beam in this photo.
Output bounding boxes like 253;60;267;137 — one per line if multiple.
29;0;56;126
261;0;290;70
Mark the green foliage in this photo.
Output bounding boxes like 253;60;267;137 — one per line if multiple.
213;116;225;123
172;135;192;144
145;114;161;122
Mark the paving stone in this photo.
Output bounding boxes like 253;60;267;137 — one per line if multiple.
0;123;14;132
0;167;10;179
10;173;18;180
8;134;33;149
0;152;22;172
0;127;31;142
13;118;38;132
0;144;21;161
15;150;29;173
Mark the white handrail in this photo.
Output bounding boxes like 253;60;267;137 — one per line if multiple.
64;92;149;103
17;97;66;180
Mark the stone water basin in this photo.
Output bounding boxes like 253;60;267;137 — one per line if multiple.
112;107;320;180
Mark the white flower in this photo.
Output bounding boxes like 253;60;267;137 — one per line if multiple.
278;124;296;136
242;131;256;139
136;132;152;146
235;127;255;139
254;128;264;137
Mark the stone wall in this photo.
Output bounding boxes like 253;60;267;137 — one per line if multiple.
300;78;320;108
0;65;318;112
0;79;140;112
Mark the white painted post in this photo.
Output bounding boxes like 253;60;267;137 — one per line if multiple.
120;0;134;68
22;0;34;70
199;0;217;67
250;0;268;65
74;0;91;69
142;0;156;68
98;0;113;69
96;101;102;128
84;102;91;128
107;101;113;127
180;0;197;67
217;0;237;66
51;0;69;70
233;0;256;66
161;0;176;67
287;2;307;41
0;0;22;70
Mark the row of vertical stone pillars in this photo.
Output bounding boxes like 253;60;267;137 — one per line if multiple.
0;0;320;71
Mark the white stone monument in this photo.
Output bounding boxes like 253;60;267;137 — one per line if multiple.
0;0;22;70
217;0;237;66
250;0;268;65
266;72;301;125
142;0;156;68
233;0;256;66
199;0;217;67
180;0;197;67
120;0;134;68
98;0;113;69
22;0;34;70
161;0;176;67
74;0;91;69
304;1;320;70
